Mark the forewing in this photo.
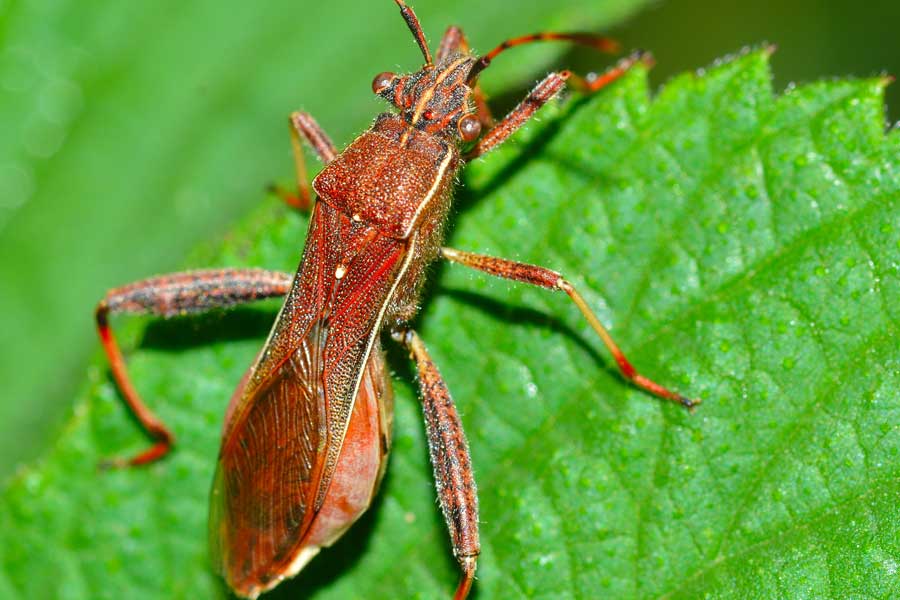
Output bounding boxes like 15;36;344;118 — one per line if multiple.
209;201;412;595
209;331;325;592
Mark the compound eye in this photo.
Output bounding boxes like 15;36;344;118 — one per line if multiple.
458;114;482;142
372;71;395;94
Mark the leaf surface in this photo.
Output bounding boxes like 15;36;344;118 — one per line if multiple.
2;50;899;600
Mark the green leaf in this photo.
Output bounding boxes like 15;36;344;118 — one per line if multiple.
0;0;651;477
3;49;900;600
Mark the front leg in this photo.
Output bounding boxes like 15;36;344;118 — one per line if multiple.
464;51;652;160
464;70;569;160
96;268;293;466
440;247;699;408
391;328;479;600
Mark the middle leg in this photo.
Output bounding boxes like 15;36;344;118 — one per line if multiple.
96;268;294;466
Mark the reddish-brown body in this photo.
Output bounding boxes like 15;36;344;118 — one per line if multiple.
208;117;460;589
206;58;475;589
95;2;696;598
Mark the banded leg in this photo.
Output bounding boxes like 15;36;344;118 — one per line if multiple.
95;268;293;467
391;328;479;600
271;111;337;211
436;25;494;127
440;247;699;408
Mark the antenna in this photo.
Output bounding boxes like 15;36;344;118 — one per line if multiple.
394;0;433;66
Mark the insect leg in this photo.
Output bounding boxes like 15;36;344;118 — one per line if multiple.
464;70;569;160
436;26;494;126
440;247;699;408
566;49;653;93
270;111;338;211
465;51;650;160
436;25;466;62
391;327;479;600
95;268;293;467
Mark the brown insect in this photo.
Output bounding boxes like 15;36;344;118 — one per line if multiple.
94;1;698;598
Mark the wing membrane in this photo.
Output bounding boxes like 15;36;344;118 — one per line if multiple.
209;334;325;586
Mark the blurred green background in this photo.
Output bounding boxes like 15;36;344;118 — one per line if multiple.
0;0;897;479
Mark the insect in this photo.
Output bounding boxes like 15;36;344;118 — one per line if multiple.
95;1;699;598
